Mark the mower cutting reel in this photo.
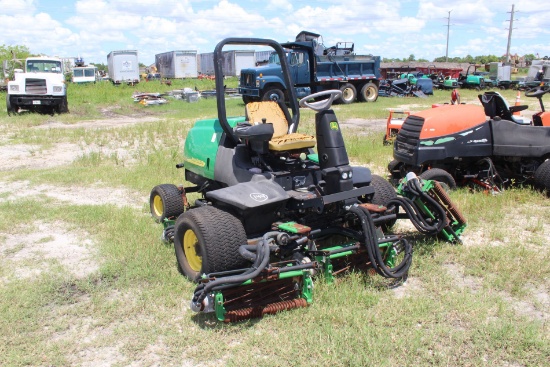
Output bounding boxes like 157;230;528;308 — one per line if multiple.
149;37;467;323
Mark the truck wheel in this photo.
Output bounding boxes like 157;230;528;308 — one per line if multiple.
6;95;17;115
534;160;550;193
262;87;285;102
338;83;357;104
58;96;69;114
150;184;185;223
173;206;248;281
359;82;379;102
419;168;457;190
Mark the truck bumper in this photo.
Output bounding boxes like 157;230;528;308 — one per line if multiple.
9;94;64;107
239;87;260;98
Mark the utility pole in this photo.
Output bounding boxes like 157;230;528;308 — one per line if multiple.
505;4;517;63
445;10;452;62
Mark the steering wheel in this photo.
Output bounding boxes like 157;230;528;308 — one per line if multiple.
299;90;342;112
525;85;550;98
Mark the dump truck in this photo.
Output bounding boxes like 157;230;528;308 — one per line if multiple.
6;56;68;115
107;50;139;85
239;31;381;104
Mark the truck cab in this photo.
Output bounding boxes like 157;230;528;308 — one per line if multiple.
6;56;68;115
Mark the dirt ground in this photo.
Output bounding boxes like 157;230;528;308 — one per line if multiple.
0;114;548;365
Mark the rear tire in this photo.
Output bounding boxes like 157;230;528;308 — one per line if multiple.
370;174;398;229
338;83;357;104
534;160;550;193
359;82;379;102
150;184;185;223
419;168;457;190
173;206;248;281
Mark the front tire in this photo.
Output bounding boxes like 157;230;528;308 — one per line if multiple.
262;87;285;102
338;83;357;104
150;184;185;223
6;95;17;115
419;168;457;190
173;206;248;281
58;96;69;114
359;82;379;102
534;160;550;193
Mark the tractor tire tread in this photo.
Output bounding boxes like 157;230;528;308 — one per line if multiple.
534;160;550;192
150;184;185;222
177;206;248;277
419;168;457;190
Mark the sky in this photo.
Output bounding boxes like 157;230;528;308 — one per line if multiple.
1;0;549;66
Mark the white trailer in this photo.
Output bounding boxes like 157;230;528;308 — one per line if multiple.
199;50;255;77
155;50;198;78
107;50;139;84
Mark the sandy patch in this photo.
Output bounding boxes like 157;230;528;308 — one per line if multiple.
0;180;146;209
34;116;161;130
1;221;99;282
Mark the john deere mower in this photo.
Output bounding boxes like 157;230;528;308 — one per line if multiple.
150;38;466;323
389;87;550;193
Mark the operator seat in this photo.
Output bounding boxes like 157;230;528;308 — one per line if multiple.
478;92;529;125
242;101;316;151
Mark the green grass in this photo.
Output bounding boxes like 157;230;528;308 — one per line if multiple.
0;82;548;366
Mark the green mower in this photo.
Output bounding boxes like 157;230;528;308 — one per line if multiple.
149;37;467;323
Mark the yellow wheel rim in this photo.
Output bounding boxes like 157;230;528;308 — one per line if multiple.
183;230;202;272
152;195;164;217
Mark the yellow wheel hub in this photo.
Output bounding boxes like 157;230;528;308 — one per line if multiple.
152;195;164;217
183;230;202;272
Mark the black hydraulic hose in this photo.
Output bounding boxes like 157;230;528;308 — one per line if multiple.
359;206;412;278
238;244;280;263
387;177;448;235
191;232;276;307
348;206;412;279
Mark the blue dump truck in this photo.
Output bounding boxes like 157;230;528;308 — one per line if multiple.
239;31;381;104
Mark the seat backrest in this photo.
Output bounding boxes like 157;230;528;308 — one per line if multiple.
479;92;513;121
245;101;289;138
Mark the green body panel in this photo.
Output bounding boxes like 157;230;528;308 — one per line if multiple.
466;75;483;85
183;116;246;180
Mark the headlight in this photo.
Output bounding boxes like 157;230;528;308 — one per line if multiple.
256;80;260;87
53;86;63;92
341;172;348;179
10;85;19;92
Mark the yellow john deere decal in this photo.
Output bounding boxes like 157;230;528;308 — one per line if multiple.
330;121;339;130
185;157;206;167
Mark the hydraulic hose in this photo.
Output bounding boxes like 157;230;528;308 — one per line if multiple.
387;176;448;235
191;232;277;308
348;206;412;279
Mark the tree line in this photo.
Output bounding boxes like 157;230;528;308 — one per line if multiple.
382;53;543;65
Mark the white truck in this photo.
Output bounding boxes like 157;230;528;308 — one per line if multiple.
107;50;139;85
6;56;68;115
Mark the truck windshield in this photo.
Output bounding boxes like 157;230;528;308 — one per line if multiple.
27;60;62;73
268;52;281;65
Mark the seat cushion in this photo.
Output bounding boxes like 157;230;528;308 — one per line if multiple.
268;133;316;151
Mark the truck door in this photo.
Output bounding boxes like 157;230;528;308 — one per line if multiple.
289;51;310;85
